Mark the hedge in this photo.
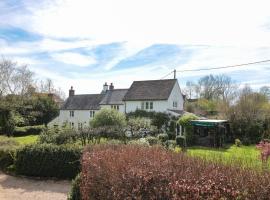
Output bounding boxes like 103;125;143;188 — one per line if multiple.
0;136;19;170
68;173;82;200
13;125;45;136
81;145;270;200
15;144;82;179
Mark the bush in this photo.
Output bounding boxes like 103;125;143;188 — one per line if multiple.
0;136;19;170
145;136;159;145
39;127;78;145
90;108;126;128
81;145;270;200
13;125;45;136
164;140;177;149
128;138;149;146
15;144;82;179
176;135;186;147
157;133;168;143
68;173;81;200
178;114;198;145
235;138;242;147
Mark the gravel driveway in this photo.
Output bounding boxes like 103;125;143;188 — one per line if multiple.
0;171;71;200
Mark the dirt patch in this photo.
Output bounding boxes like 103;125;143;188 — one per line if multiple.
0;171;71;200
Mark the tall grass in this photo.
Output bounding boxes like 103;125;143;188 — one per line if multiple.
188;145;270;170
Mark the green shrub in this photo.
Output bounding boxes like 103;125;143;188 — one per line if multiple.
13;125;45;136
178;114;198;146
157;133;169;143
235;139;242;147
90;108;126;128
176;135;186;147
128;138;149;146
68;173;81;200
145;136;159;145
0;136;19;170
15;144;82;179
39;127;78;145
164;140;177;149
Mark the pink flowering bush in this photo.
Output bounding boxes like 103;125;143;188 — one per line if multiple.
256;140;270;163
81;145;270;200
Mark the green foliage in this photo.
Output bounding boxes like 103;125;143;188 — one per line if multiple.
0;136;19;170
127;117;151;137
157;133;169;143
15;144;82;179
90;108;126;128
127;110;171;131
178;114;198;146
13;125;45;136
39;127;78;145
176;135;186;147
164;140;177;149
151;112;170;130
235;139;242;147
128;138;150;146
68;173;82;200
145;136;159;145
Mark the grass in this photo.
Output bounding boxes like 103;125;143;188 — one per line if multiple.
187;144;270;170
13;135;38;145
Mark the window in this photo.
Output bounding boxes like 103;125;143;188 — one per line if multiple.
111;105;120;111
150;102;153;110
146;102;149;109
141;102;144;110
90;110;95;118
69;122;74;129
173;101;177;108
78;123;83;130
70;110;74;117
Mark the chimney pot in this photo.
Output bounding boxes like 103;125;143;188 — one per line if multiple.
69;86;75;97
109;83;114;90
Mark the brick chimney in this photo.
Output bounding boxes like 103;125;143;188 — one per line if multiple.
69;86;75;97
102;82;108;93
109;83;114;90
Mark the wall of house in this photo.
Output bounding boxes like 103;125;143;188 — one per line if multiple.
167;81;184;110
124;100;169;113
125;82;184;113
100;104;125;113
49;110;97;129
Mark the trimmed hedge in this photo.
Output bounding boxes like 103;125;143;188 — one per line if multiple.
13;125;45;136
68;173;82;200
15;144;82;179
81;145;270;200
0;136;19;170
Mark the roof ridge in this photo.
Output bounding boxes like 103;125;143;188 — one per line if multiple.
133;79;176;82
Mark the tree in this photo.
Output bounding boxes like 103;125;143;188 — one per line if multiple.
37;78;66;99
260;86;270;99
0;57;34;95
90;108;126;128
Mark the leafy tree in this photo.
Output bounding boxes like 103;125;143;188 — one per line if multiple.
90;108;126;128
178;114;198;145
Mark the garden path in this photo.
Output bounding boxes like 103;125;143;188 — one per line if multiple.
0;171;71;200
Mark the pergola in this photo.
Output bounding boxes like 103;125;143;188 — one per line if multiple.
190;119;229;147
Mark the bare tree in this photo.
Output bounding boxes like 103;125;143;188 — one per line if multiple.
37;78;66;99
0;57;34;95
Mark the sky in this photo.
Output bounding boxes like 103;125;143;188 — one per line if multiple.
1;0;270;96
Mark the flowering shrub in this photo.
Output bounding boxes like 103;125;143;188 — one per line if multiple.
256;140;270;163
81;145;270;200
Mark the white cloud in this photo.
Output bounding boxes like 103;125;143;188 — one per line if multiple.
50;52;96;66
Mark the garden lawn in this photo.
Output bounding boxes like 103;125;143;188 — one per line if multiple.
187;145;270;170
14;135;38;145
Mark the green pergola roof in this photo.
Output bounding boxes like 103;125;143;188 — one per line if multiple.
190;120;228;127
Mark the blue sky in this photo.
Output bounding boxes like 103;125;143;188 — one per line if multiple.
1;0;270;95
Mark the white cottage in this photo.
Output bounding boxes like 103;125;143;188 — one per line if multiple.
49;79;184;129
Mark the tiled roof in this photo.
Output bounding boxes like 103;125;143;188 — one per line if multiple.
123;79;177;101
99;89;128;105
61;94;104;110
